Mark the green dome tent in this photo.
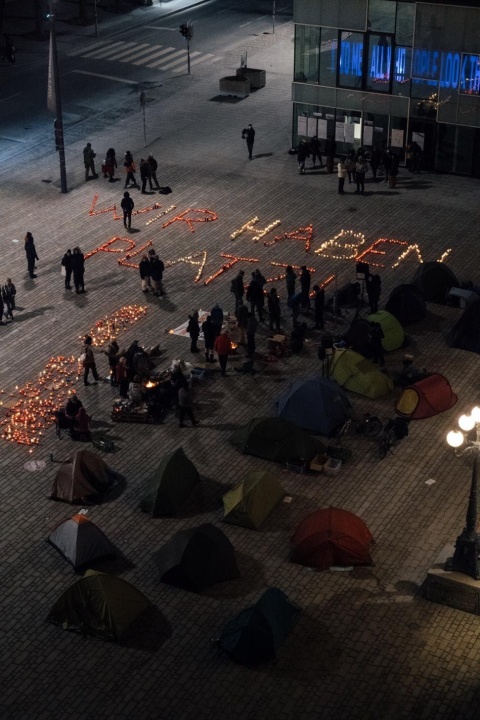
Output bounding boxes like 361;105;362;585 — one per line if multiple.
229;417;324;465
139;447;200;517
329;349;393;399
218;588;299;665
222;470;285;529
367;310;405;351
47;570;152;642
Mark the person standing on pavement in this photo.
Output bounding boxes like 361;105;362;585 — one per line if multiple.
267;288;281;332
104;339;120;386
83;143;98;181
325;136;337;174
124;151;138;189
178;384;199;428
309;135;324;168
139;254;151;293
187;310;200;353
246;272;264;321
24;232;38;279
215;329;232;377
210;303;224;338
121;191;134;229
148;155;160;189
312;284;325;329
202;315;216;364
231;270;245;310
2;279;16;320
242;124;255;160
288;291;303;327
411;142;422;173
61;249;73;290
368;147;380;182
355;153;368;194
139;158;152;193
387;150;399;188
366;273;382;314
235;301;249;345
246;312;257;358
72;247;85;294
285;265;296;298
297;139;310;174
102;148;117;182
149;254;165;297
82;336;100;385
300;265;311;310
337;157;347;195
369;322;385;367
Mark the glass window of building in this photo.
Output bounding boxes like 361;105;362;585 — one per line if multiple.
392;46;412;97
319;27;338;87
459;54;480;96
366;34;393;92
395;3;414;47
368;0;396;34
294;25;320;83
339;32;364;89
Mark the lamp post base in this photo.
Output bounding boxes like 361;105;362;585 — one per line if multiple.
422;545;480;615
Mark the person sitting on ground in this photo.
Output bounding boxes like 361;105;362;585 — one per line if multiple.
129;375;144;405
65;393;83;428
74;407;92;441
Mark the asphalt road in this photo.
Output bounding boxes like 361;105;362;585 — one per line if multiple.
0;0;293;157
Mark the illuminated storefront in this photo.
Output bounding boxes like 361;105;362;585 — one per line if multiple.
292;0;480;175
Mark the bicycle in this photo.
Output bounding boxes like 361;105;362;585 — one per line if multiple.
378;418;410;459
336;413;382;443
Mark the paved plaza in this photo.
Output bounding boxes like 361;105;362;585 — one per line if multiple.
1;13;480;720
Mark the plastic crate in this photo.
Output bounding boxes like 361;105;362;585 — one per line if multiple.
310;453;328;472
286;457;308;474
323;457;342;476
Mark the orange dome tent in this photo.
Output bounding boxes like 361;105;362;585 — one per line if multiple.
291;507;373;570
395;373;457;419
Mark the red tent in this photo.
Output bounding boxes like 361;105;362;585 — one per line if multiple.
395;373;457;419
291;507;373;570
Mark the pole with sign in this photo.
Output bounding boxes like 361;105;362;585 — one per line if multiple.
179;21;193;74
47;0;67;193
272;0;276;34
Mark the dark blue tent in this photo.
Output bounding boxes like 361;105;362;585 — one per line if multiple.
275;377;351;436
218;588;299;665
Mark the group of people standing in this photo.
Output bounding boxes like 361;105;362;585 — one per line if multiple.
337;146;402;194
61;248;86;293
138;250;165;297
83;144;160;193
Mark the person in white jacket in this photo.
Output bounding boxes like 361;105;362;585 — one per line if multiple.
337;158;347;195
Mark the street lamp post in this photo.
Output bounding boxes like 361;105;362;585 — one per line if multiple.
446;405;480;580
272;0;276;34
94;0;98;38
48;0;67;193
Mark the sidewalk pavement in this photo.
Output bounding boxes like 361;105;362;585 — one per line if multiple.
0;14;480;720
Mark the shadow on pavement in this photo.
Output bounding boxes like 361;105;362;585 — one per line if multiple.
120;605;172;651
204;552;267;599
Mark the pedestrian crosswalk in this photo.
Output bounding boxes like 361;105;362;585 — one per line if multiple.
67;40;218;74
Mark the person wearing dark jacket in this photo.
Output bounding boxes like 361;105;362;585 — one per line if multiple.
267;288;281;332
121;191;134;229
202;315;216;363
210;303;223;337
297;139;310;174
235;302;249;344
83;143;97;181
123;151;138;189
2;279;16;320
370;322;385;366
0;291;4;325
366;273;382;314
104;340;120;386
102;148;117;182
65;393;83;425
285;265;296;298
246;313;258;357
288;291;303;327
150;254;165;296
71;247;85;294
178;385;198;428
309;135;324;168
139;254;151;292
242;124;255;160
82;335;100;385
61;249;72;290
300;265;311;309
187;310;200;353
147;155;160;189
139;158;152;194
313;284;325;329
325;136;337;173
246;272;264;321
25;232;38;279
231;270;245;310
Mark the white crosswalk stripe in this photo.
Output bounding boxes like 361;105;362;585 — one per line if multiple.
67;41;220;75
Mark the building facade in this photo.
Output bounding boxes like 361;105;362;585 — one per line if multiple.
292;0;480;175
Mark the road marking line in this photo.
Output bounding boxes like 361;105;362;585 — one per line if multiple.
68;40;107;56
145;26;177;31
185;53;215;68
0;92;22;103
156;51;201;70
133;46;176;65
80;41;127;58
146;48;185;68
112;43;150;61
70;70;139;85
118;44;163;63
84;42;137;59
239;21;252;27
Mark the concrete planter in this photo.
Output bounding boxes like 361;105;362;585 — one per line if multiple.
219;75;250;98
236;68;266;89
